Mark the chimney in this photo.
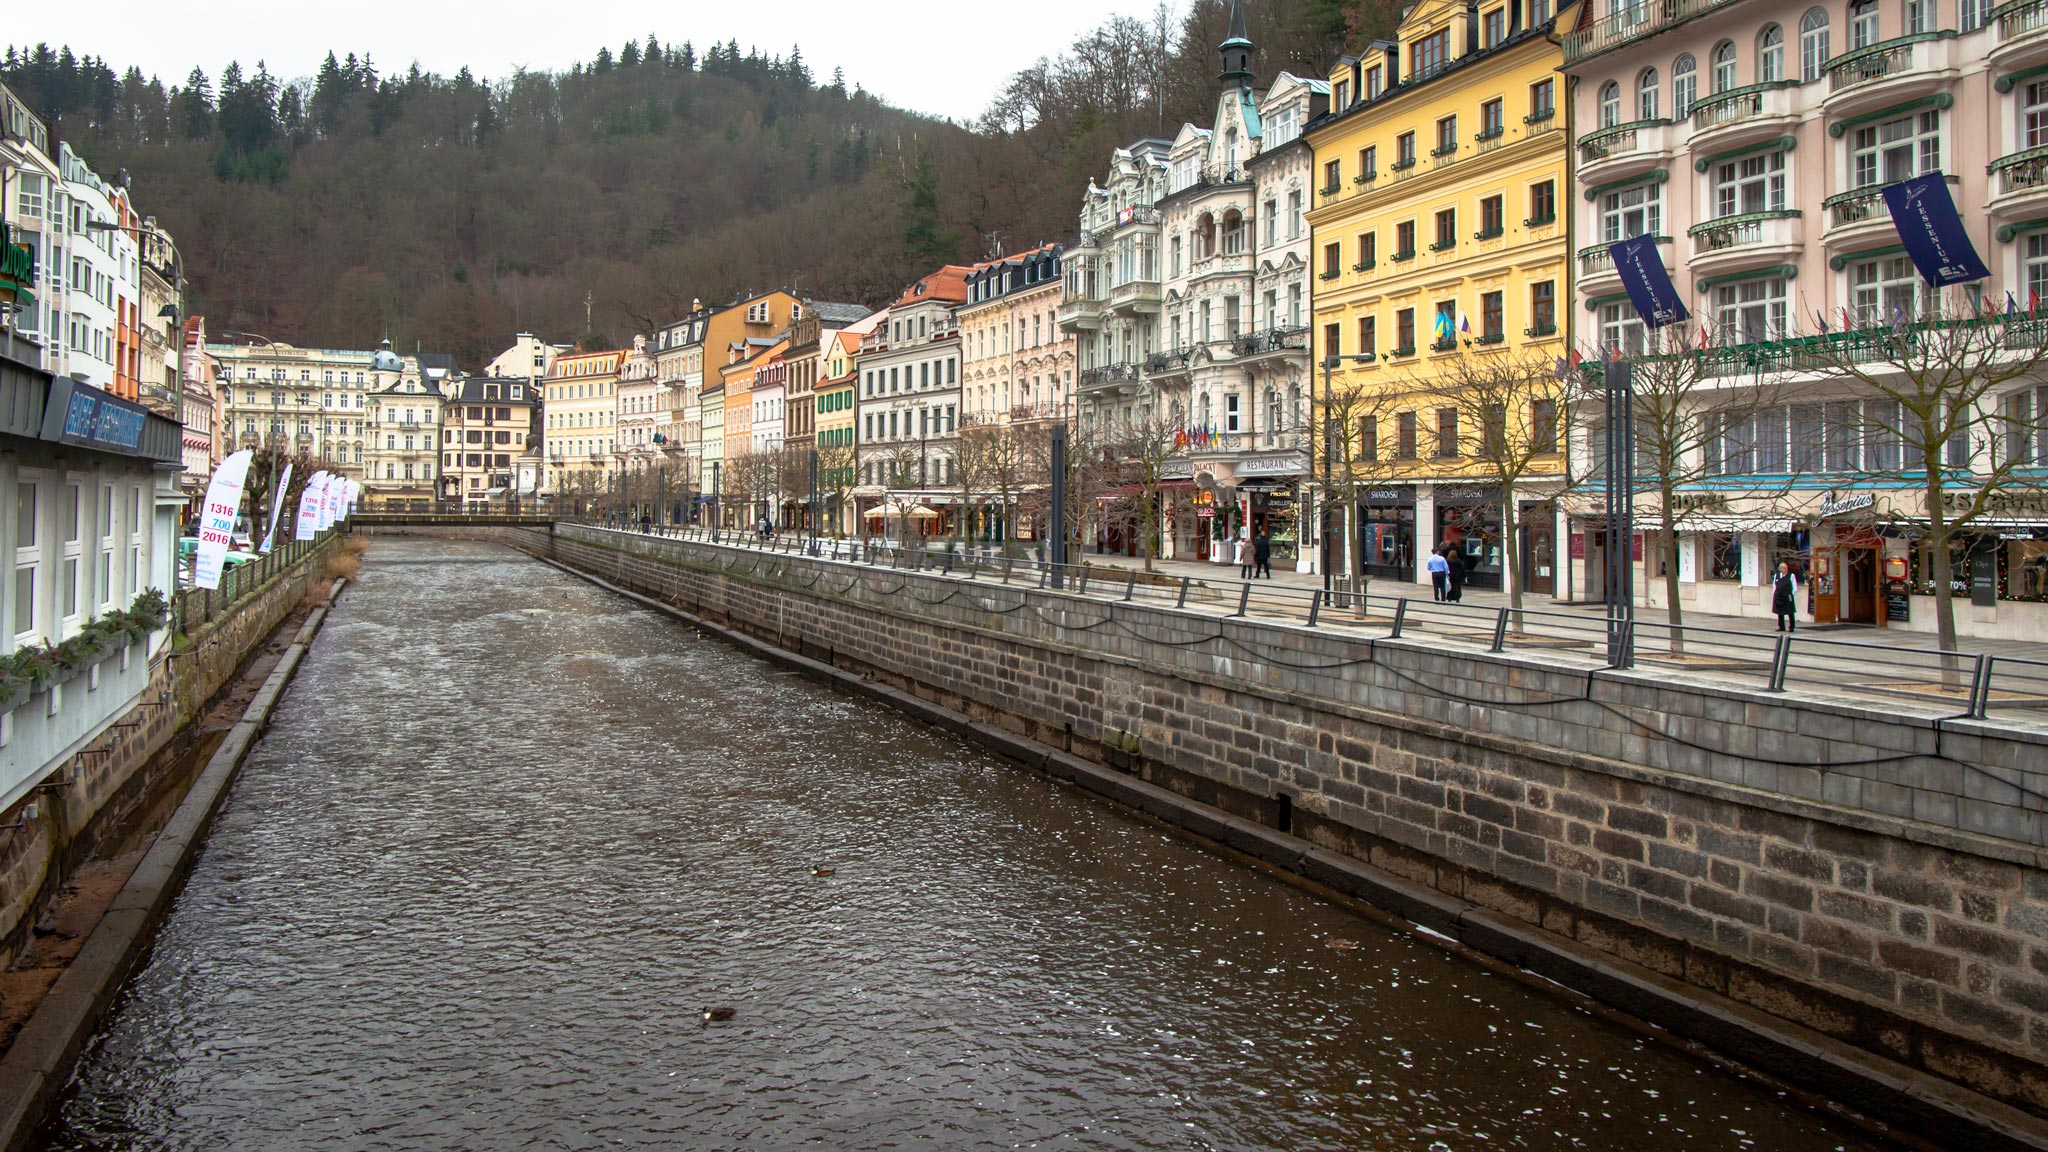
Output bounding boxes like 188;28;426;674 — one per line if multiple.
1466;0;1481;56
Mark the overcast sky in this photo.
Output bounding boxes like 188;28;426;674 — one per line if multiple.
15;0;1167;123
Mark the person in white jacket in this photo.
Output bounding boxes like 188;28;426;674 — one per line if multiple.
1235;533;1253;580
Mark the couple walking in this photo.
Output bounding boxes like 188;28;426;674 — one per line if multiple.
1235;531;1272;580
1426;542;1467;602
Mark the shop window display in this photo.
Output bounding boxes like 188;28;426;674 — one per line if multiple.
1707;532;1741;580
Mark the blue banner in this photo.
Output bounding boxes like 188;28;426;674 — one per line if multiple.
1883;173;1990;288
1608;235;1689;329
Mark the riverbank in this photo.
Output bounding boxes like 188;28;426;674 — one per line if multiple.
0;574;349;1152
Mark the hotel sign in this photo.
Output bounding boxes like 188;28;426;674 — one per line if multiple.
1817;492;1875;519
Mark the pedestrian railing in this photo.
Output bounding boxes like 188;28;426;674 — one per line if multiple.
172;532;335;636
574;522;2048;724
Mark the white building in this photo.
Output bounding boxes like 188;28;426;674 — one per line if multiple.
51;144;137;395
855;267;973;527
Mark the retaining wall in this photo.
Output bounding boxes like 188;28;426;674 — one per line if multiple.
406;523;2048;1134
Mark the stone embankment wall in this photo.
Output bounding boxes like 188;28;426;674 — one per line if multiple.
0;536;339;966
416;523;2048;1131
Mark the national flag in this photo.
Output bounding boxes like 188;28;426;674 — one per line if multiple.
1840;306;1853;333
2031;289;2041;316
1567;348;1582;369
1815;308;1829;334
2008;291;2020;318
1458;309;1471;335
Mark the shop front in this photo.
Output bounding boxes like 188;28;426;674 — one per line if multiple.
1356;486;1416;582
1520;500;1557;597
1432;484;1505;591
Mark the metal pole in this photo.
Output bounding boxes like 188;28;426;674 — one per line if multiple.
1321;356;1331;593
809;448;820;556
1050;423;1068;591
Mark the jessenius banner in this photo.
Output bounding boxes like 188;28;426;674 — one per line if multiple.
193;450;253;590
295;471;329;541
1608;235;1689;329
1883;173;1991;288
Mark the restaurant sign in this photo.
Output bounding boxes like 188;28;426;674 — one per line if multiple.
1817;492;1875;519
0;222;37;308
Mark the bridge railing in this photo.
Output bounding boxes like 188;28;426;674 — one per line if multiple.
561;521;2048;727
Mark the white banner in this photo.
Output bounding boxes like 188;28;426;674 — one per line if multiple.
346;479;360;513
259;462;292;553
322;476;345;529
193;450;254;590
295;471;329;541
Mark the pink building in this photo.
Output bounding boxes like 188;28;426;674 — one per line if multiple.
1561;2;2048;640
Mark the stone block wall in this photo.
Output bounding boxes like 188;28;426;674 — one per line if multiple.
478;525;2048;1116
0;536;338;966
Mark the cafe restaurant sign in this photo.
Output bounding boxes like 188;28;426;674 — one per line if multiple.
38;376;150;454
0;222;37;308
1817;492;1875;520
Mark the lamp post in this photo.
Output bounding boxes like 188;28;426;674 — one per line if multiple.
1602;357;1636;668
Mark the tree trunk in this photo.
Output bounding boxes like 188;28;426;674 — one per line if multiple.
1661;518;1684;655
1927;475;1961;687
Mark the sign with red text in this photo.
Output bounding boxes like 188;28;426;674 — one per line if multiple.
194;450;253;590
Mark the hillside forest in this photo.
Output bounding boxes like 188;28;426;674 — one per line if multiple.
2;0;1395;366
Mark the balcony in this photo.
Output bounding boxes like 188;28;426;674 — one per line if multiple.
1576;119;1671;184
1144;348;1194;378
1686;211;1803;280
1688;83;1799;152
1820;176;1960;250
1994;0;2048;70
1561;0;1741;65
1822;33;1959;120
1231;327;1307;361
1578;235;1672;292
1107;276;1162;315
1111;206;1161;231
1078;362;1144;394
1989;145;2048;229
1057;297;1105;331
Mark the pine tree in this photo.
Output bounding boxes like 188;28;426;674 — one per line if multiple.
620;39;641;67
787;44;810;89
678;40;695;72
180;65;213;139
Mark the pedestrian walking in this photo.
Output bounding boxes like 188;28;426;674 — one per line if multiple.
1772;561;1800;632
1253;532;1272;579
1236;532;1253;580
1427;547;1450;601
1445;544;1466;602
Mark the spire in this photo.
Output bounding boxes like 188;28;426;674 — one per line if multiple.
1219;0;1255;87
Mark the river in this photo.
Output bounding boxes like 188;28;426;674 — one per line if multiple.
45;537;1885;1151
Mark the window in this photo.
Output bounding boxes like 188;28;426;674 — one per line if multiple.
1529;79;1555;121
1434;301;1457;349
1396;131;1417;168
1712;150;1787;217
14;478;37;641
1414;28;1450;78
1852;255;1927;324
1394;220;1417;258
1600;301;1646;356
1903;0;1934;33
1357;231;1377;267
1323;159;1341;193
1366;65;1384;100
1288;190;1304;237
1758;25;1784;83
1851;110;1940;189
1433;208;1457;250
1436;408;1460;457
1397;410;1419;457
1481;291;1504;340
1359;416;1379;462
1435;115;1458;156
1600;182;1663;241
1357;148;1375;182
1479;195;1504;237
1323;241;1342;278
1599;81;1621;128
1712;277;1790;342
1637;69;1659;121
1712;41;1737;92
1849;0;1878;48
1961;0;1991;28
1480;99;1504;140
1358;315;1378;356
1672;55;1697;119
1484;6;1505;45
2027;233;2048;306
2026;80;2048;149
1395;308;1417;354
1530;281;1557;334
1528;179;1557;225
1323;322;1342;359
1799;9;1831;82
1532;399;1559;452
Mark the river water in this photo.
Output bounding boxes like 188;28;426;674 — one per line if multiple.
45;538;1886;1152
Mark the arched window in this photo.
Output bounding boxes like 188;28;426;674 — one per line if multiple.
1599;80;1621;127
1672;55;1698;120
1849;0;1879;48
1712;41;1737;92
1758;25;1784;83
1799;9;1831;82
1637;68;1660;120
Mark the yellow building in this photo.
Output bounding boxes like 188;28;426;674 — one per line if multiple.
1306;0;1577;597
542;348;624;503
815;329;862;534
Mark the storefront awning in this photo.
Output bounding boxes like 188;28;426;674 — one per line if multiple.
1670;515;1796;534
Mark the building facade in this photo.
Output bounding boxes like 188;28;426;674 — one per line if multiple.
210;340;376;481
1062;141;1171;462
1308;0;1577;593
441;375;539;506
542;347;624;500
363;345;445;508
616;334;663;474
178;316;218;497
1561;0;2043;637
856;267;972;531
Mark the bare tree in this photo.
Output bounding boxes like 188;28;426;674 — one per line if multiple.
974;413;1047;556
1403;346;1582;612
1803;296;2048;659
1314;367;1416;591
1102;409;1188;572
952;415;997;547
817;441;858;538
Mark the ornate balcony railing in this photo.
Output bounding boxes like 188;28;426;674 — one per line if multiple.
1578;119;1666;165
1991;144;2048;195
2000;0;2048;39
1561;0;1741;64
1690;82;1793;131
1688;209;1800;251
1231;327;1307;357
1827;37;1921;92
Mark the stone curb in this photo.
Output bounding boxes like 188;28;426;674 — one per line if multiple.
0;577;350;1152
546;555;2048;1152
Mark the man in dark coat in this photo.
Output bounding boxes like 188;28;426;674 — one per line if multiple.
1445;543;1466;602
